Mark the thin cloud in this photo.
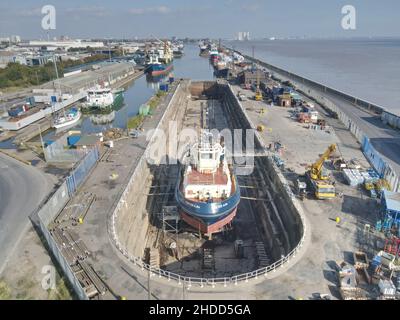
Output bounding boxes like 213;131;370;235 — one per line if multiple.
15;7;42;17
65;6;108;17
129;6;172;15
241;0;265;12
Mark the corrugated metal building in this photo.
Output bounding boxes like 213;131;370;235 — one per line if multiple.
237;70;268;85
382;190;400;231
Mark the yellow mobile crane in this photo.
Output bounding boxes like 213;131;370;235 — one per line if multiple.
254;69;263;101
306;144;337;199
251;46;263;101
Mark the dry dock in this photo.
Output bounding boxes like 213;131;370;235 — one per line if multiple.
30;78;385;300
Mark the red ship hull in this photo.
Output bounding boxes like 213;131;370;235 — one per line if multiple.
180;208;237;235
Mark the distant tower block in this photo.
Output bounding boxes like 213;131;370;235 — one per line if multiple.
237;32;250;41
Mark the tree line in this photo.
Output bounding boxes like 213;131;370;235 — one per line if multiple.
0;53;108;89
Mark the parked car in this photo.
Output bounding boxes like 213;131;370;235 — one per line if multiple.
129;129;139;138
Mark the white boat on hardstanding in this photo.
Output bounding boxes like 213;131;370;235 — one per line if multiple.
53;107;81;129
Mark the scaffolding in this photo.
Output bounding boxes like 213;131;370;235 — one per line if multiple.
160;206;180;234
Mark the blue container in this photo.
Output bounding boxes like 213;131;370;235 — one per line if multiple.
67;135;81;146
160;84;169;92
8;105;24;117
169;77;174;84
26;96;35;106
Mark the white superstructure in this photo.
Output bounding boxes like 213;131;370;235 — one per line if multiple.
182;133;232;201
85;86;114;108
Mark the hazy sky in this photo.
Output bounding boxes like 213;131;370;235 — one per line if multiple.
0;0;399;39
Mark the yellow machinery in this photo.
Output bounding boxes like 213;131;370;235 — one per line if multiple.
257;125;265;132
374;179;391;192
254;68;263;101
255;90;262;101
310;144;337;180
307;144;337;199
310;180;336;200
364;181;375;191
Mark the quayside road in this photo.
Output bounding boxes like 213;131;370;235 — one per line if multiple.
0;154;51;274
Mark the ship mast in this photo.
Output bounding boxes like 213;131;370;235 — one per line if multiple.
52;52;65;118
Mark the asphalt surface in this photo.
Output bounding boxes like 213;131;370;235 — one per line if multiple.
0;153;50;274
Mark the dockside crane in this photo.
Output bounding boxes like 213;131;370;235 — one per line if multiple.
251;46;263;101
149;35;172;65
306;144;337;199
255;70;263;101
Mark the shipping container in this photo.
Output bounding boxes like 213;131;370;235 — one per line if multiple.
8;104;28;117
159;83;169;92
26;96;36;106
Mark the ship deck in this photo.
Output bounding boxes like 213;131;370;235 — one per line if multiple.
186;165;228;186
181;165;237;203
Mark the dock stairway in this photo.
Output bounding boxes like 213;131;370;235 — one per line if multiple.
255;242;270;268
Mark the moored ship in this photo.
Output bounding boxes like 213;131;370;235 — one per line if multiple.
82;85;124;113
175;132;241;235
199;41;210;57
146;41;174;76
209;48;219;65
214;60;230;78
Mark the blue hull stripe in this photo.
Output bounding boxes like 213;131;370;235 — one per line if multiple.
175;175;241;225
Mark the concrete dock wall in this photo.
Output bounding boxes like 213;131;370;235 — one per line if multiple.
112;82;183;259
382;111;400;131
113;157;152;258
239;52;387;116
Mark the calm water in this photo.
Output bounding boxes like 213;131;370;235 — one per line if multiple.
227;39;400;114
37;44;214;142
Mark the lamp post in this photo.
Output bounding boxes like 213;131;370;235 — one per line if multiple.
36;123;46;162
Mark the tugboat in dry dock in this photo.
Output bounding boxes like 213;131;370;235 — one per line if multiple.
175;132;241;236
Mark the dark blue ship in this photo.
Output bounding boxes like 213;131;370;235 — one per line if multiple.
175;135;241;235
